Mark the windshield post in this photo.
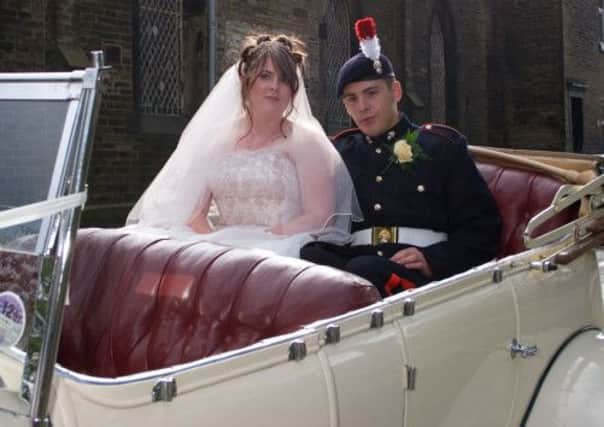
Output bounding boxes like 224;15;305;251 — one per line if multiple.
5;52;109;425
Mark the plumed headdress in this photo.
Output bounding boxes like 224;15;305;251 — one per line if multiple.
336;17;395;97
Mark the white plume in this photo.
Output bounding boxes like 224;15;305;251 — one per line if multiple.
359;37;381;61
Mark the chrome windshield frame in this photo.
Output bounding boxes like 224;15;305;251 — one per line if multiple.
0;51;108;424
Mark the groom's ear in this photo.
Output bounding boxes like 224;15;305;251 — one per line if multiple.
392;80;403;103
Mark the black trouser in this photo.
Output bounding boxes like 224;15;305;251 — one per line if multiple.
300;241;430;297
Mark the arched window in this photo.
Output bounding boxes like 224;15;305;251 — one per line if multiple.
430;15;446;123
320;0;351;134
135;0;184;116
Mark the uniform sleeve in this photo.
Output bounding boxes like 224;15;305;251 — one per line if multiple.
420;137;502;279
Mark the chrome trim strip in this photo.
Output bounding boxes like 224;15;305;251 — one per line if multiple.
304;301;386;331
53;328;313;386
0;70;86;83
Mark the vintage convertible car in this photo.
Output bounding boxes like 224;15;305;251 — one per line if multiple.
1;55;604;427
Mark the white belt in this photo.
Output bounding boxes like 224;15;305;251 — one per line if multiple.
351;226;448;247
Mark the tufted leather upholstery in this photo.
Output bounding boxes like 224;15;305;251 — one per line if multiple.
56;161;579;377
476;162;578;257
58;228;380;377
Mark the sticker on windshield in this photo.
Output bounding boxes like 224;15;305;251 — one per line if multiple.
0;291;26;348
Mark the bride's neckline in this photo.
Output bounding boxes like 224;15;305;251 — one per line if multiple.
234;119;292;152
232;139;286;154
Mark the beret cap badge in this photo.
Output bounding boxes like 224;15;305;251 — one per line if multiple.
355;17;382;75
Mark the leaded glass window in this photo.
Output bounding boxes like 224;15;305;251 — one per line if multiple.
135;0;184;116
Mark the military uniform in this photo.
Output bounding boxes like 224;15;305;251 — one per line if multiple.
301;114;502;296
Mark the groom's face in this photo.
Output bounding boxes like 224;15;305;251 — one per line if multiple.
341;79;402;137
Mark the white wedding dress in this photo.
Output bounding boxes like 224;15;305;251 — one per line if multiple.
126;64;360;258
129;142;317;258
210;146;301;229
177;144;313;257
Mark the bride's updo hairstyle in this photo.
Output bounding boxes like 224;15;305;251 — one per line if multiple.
238;33;307;119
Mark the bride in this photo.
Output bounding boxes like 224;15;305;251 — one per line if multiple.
126;34;361;257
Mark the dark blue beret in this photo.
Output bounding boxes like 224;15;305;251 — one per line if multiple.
336;52;395;97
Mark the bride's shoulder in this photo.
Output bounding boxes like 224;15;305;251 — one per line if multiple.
289;120;329;145
286;120;335;163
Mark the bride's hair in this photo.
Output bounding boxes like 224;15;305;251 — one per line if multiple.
238;33;307;121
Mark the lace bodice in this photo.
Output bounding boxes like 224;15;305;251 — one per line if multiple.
209;147;302;227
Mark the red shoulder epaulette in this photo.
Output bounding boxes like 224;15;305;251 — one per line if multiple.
420;123;465;143
330;127;360;142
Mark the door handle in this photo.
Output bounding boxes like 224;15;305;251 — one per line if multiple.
509;338;538;359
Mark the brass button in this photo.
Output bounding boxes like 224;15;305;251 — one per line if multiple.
374;203;382;211
377;250;384;256
417;185;425;192
376;176;383;183
375;148;382;154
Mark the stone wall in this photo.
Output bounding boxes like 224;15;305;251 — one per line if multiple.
77;1;140;224
0;0;46;71
562;0;604;153
500;0;566;150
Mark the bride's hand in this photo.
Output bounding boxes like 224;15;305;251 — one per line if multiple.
187;217;212;234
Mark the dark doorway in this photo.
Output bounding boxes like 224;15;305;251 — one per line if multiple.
571;96;584;152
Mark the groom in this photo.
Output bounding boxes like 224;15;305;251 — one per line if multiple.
301;17;501;297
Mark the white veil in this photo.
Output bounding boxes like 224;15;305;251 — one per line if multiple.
127;63;361;241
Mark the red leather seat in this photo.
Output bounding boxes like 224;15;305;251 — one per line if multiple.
476;162;578;257
58;228;380;377
56;161;579;377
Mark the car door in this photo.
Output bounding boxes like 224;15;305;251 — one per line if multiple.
398;264;519;427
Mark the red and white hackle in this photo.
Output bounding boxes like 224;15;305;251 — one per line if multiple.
354;17;382;74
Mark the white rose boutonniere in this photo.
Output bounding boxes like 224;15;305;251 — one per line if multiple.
381;130;427;173
393;139;413;163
